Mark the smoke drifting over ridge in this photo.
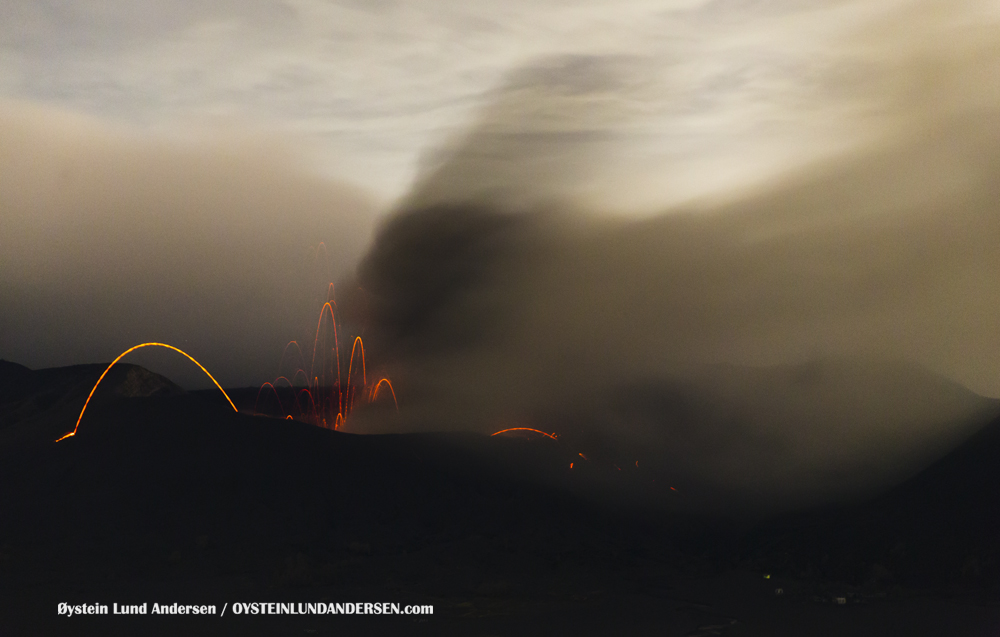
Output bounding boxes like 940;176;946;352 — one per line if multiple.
0;102;377;388
350;2;1000;510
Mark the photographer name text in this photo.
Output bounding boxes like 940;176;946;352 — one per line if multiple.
57;601;434;617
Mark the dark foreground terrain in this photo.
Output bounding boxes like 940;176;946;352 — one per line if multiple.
1;362;999;636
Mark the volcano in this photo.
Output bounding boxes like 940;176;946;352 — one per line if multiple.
1;361;999;636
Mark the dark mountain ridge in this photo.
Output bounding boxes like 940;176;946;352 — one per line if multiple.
1;360;998;635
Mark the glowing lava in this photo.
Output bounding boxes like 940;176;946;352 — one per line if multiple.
371;378;398;410
55;342;237;442
254;290;398;428
277;341;306;377
490;427;559;440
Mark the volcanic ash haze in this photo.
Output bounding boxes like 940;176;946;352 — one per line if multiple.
0;103;378;388
347;1;1000;511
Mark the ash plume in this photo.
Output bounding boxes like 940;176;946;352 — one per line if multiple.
348;1;1000;511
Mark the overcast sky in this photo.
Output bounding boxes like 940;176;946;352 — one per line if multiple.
0;0;898;207
5;0;1000;395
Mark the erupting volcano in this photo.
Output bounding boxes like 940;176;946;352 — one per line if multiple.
4;1;1000;634
252;291;398;430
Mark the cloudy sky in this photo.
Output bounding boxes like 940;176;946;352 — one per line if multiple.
4;0;1000;393
2;0;896;386
1;0;900;207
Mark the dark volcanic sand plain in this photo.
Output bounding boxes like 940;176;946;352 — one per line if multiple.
1;361;999;636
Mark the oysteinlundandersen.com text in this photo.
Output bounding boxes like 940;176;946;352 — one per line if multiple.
58;601;433;617
231;602;433;615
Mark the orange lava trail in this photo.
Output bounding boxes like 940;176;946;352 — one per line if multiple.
273;376;291;387
254;287;395;429
371;378;399;410
254;382;285;416
346;336;366;413
490;427;559;441
310;302;343;418
56;342;237;442
277;341;305;376
310;241;328;267
309;302;338;378
296;387;318;416
290;369;311;387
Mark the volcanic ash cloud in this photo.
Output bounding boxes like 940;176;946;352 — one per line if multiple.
0;103;378;388
348;2;1000;511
